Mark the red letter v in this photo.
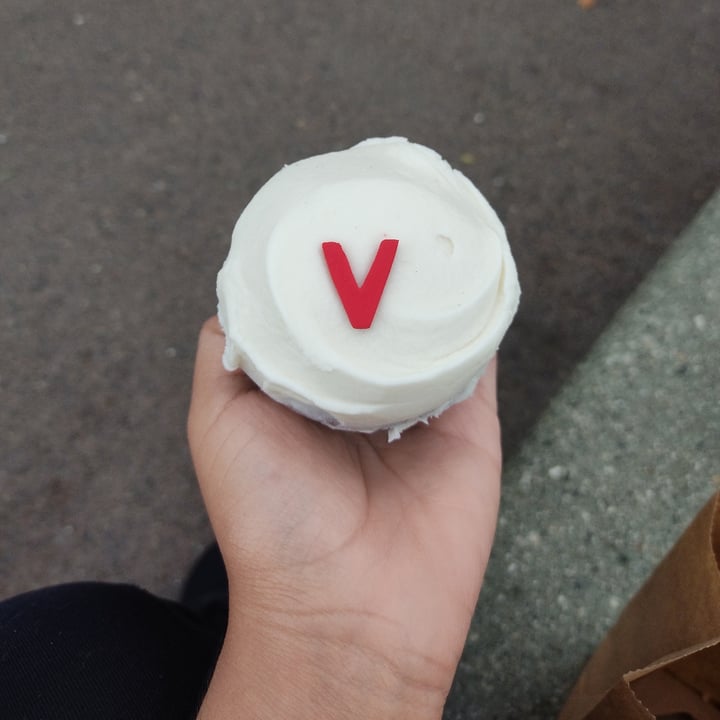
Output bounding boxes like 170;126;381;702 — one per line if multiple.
322;239;399;329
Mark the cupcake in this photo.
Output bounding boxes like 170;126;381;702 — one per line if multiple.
217;137;520;440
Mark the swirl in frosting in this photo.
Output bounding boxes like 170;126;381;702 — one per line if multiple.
217;137;520;438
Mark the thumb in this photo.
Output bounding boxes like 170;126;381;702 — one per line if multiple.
188;316;254;446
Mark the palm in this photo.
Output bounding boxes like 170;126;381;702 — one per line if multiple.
188;318;501;694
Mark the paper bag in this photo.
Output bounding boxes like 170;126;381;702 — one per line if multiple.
559;491;720;720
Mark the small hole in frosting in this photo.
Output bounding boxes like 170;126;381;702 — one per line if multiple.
437;234;454;256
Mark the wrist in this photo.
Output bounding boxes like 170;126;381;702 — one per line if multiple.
198;608;447;720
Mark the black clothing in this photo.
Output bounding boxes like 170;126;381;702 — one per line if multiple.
0;547;228;720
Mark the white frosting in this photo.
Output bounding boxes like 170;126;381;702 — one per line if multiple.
217;137;520;437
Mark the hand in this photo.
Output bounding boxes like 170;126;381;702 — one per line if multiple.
188;317;502;720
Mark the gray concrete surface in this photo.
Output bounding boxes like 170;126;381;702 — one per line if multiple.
447;192;720;718
1;0;719;632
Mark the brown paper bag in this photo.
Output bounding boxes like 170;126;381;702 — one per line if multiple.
559;491;720;720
